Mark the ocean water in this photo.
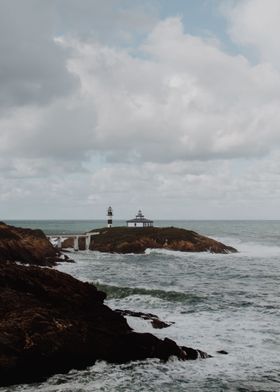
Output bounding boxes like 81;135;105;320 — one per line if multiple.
2;220;280;392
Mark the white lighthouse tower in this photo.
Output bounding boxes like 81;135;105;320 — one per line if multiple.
107;206;113;228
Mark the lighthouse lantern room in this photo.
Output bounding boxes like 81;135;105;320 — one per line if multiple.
107;206;113;228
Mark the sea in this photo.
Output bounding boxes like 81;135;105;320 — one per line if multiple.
1;220;280;392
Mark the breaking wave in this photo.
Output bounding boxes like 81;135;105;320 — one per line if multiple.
94;282;205;303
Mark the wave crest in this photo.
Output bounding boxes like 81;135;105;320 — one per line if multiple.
94;282;205;303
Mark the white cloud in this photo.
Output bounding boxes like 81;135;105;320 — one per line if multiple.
3;15;280;165
56;17;280;163
2;2;280;218
224;0;280;66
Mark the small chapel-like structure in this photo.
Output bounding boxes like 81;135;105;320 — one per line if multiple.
126;210;154;228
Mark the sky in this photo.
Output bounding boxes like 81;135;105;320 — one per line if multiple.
1;0;280;220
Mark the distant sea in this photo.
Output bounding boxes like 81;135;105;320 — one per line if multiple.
2;220;280;392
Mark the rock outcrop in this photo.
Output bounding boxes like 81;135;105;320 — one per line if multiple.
62;227;237;254
0;262;209;386
0;222;61;266
115;309;174;329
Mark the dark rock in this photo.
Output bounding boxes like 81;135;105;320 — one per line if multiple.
0;222;61;266
181;346;212;359
79;227;237;254
151;319;172;329
0;262;209;386
217;350;228;355
61;236;85;250
115;309;174;329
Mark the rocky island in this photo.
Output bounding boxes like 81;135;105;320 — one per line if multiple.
62;226;237;254
0;261;209;387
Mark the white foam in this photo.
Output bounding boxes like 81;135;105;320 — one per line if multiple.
216;236;280;258
50;235;280;392
144;248;229;262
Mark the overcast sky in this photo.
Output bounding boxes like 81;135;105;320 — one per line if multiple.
1;0;280;220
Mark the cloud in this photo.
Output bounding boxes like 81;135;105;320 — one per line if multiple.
3;155;280;219
224;0;280;66
55;0;158;44
0;0;77;109
1;2;280;218
56;17;280;163
2;15;280;168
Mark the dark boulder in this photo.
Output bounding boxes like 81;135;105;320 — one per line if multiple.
0;262;209;386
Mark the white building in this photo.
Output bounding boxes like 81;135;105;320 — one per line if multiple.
126;210;153;228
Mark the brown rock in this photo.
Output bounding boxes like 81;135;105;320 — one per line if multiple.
61;237;74;248
0;262;210;386
61;236;85;250
78;227;237;254
0;222;61;266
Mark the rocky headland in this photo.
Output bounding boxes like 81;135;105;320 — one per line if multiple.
0;222;61;266
62;226;237;254
0;262;210;386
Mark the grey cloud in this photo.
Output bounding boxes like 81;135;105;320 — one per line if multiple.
2;2;280;219
3;15;280;166
55;0;158;44
0;0;77;109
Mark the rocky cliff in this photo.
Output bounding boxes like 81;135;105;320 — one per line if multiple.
0;262;209;386
0;222;60;265
62;227;237;254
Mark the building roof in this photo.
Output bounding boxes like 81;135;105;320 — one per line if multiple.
126;209;153;223
126;218;153;223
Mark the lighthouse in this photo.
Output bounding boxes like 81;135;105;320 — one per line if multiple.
107;206;113;228
126;210;153;228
